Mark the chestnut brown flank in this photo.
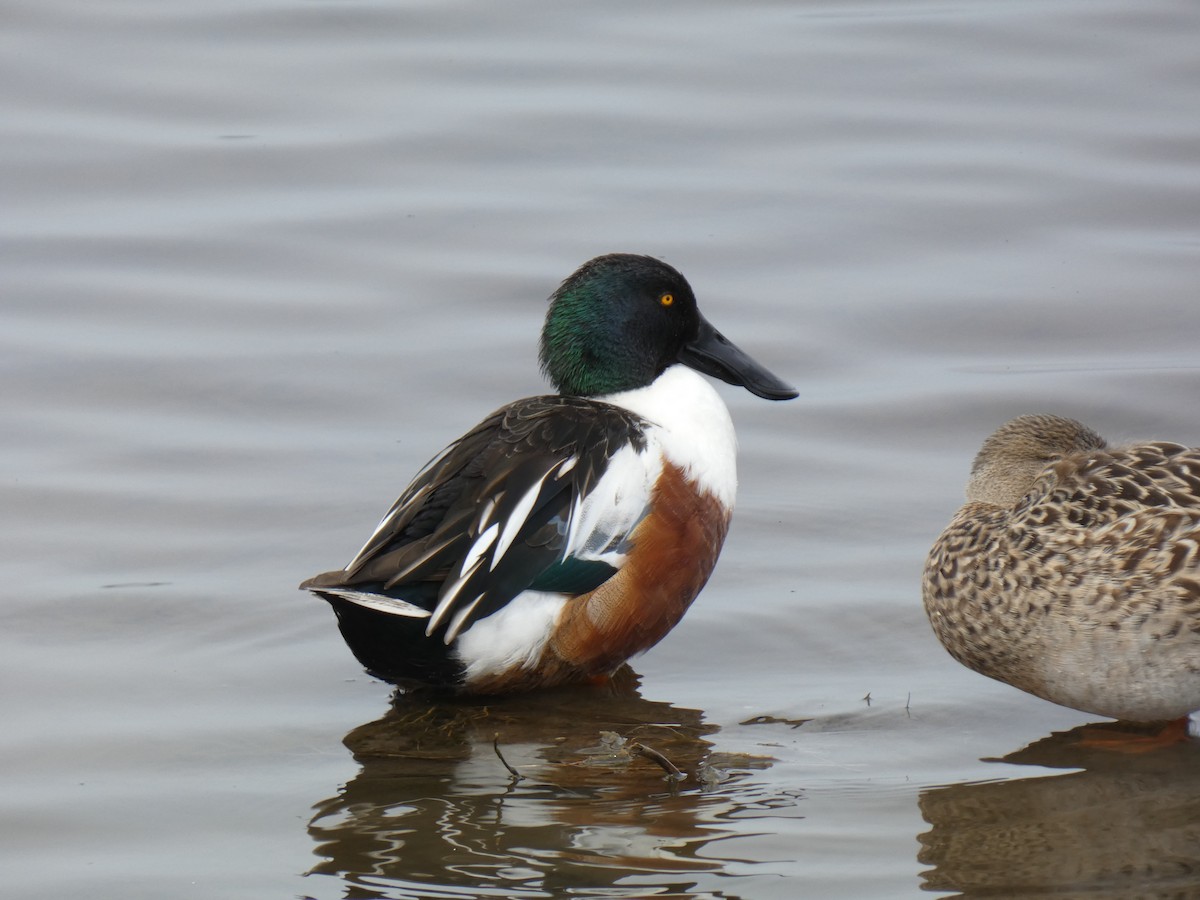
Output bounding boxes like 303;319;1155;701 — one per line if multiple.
468;462;731;693
553;461;730;669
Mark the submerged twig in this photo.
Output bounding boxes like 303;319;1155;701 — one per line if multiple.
492;734;524;782
628;740;686;783
738;714;811;729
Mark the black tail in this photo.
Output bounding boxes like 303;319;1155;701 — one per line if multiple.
318;593;466;688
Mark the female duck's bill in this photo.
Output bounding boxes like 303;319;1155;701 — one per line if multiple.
302;254;796;693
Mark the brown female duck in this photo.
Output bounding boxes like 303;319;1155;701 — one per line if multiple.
923;414;1200;724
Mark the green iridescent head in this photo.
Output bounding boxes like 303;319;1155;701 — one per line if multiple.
539;253;798;401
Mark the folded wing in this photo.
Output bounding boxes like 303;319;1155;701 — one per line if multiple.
302;395;652;643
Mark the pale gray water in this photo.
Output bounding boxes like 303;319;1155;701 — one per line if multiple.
4;1;1200;897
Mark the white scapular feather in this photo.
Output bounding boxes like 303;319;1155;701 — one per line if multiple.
445;592;488;643
491;469;554;572
564;442;658;567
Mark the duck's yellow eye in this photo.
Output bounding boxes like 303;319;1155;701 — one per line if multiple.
659;293;674;307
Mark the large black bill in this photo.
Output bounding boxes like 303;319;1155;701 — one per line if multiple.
678;314;798;401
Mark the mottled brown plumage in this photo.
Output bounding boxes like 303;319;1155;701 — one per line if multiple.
923;414;1200;721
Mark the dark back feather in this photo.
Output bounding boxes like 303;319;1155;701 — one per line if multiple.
308;394;649;640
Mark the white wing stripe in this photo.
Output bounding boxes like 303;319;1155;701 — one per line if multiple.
427;553;487;635
445;592;487;644
459;521;500;577
477;496;498;531
491;470;554;572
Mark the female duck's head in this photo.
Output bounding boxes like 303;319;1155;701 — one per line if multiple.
966;414;1108;507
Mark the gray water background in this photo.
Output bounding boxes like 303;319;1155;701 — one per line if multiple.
4;1;1200;897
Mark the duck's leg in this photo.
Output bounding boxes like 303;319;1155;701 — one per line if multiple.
1074;716;1193;752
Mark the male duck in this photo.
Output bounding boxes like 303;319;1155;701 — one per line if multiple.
923;414;1200;724
302;254;797;693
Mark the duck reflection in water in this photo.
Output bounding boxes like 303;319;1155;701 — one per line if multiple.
918;723;1200;898
306;668;777;898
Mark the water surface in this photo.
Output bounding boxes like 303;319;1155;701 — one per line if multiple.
4;1;1200;897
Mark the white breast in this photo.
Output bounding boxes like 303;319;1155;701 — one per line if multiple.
601;364;739;511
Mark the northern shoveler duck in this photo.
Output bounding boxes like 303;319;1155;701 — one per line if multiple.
923;414;1200;724
302;254;797;693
